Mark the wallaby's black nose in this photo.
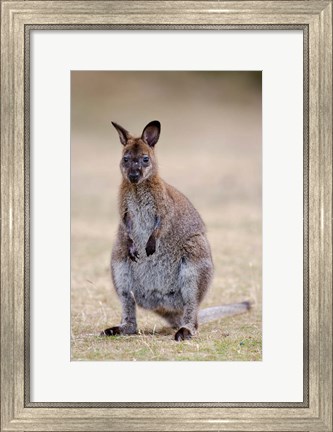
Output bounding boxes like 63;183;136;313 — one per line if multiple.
128;172;140;183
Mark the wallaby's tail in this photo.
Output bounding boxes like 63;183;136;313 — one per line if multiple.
198;301;251;324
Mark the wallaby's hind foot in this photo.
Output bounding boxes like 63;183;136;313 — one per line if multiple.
100;324;137;337
175;327;193;341
100;326;122;336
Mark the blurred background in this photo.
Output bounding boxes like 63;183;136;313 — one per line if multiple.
71;71;262;361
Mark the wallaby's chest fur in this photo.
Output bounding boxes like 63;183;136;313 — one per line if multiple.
126;186;156;251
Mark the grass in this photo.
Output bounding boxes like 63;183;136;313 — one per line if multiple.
71;317;262;361
71;71;262;361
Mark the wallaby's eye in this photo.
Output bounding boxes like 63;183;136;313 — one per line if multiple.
123;156;129;163
142;156;149;164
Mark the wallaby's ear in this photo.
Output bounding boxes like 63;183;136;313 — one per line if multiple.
111;121;130;146
141;121;161;147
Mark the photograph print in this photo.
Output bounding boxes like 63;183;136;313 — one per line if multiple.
71;71;262;361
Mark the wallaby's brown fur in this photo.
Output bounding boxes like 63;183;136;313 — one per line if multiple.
101;121;250;341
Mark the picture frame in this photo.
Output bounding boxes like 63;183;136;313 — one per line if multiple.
0;1;332;431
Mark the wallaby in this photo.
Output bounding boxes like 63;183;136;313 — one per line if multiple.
101;121;250;341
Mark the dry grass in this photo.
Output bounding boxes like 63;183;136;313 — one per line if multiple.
71;71;262;361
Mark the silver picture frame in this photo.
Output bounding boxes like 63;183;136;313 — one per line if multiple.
1;1;332;431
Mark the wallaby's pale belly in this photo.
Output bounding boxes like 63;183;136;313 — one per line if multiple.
131;253;185;311
126;201;185;312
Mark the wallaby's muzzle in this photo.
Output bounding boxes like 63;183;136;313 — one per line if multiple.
128;171;141;183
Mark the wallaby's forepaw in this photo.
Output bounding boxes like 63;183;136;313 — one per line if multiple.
100;325;137;337
128;242;139;262
145;235;156;256
129;250;139;262
174;327;192;341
